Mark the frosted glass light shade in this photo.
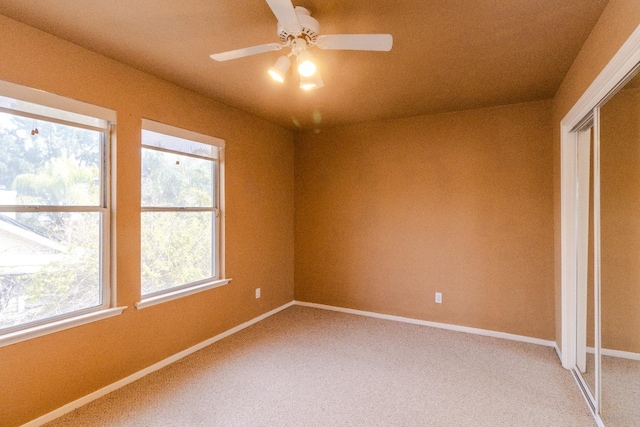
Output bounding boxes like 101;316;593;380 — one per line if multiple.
268;56;291;82
300;72;324;91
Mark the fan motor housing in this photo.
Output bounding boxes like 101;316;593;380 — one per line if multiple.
277;6;319;43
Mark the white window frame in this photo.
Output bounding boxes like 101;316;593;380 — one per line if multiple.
0;80;125;348
136;119;229;309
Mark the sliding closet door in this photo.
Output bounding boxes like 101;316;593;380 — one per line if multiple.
573;69;640;426
598;72;640;427
562;25;640;427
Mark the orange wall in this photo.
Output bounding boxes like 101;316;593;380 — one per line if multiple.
0;16;294;426
294;100;555;339
552;0;640;351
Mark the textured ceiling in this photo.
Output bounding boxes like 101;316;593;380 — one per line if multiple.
0;0;609;130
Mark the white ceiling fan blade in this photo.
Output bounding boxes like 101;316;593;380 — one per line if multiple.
265;0;302;33
316;34;393;51
210;43;283;61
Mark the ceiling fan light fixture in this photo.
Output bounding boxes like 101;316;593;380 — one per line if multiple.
210;1;393;92
297;49;317;77
268;55;291;82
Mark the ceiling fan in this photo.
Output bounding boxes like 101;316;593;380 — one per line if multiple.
210;0;393;90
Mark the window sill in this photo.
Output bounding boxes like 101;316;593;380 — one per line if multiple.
135;278;231;310
0;306;127;349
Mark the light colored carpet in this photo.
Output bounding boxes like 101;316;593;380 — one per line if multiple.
582;353;597;397
602;356;640;426
45;306;594;426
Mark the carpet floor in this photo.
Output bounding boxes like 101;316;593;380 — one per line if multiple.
581;353;640;426
45;306;595;426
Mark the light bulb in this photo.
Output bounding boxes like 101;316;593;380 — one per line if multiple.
268;69;285;83
297;50;316;77
300;82;316;90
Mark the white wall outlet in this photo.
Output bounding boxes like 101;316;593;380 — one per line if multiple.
435;292;442;304
255;288;261;299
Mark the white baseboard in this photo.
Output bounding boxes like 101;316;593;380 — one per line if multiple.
293;300;555;348
586;346;640;361
554;343;563;362
22;301;295;427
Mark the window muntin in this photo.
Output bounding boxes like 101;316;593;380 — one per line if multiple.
140;122;222;298
0;92;111;334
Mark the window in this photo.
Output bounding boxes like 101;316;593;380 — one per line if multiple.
138;120;228;308
0;80;120;346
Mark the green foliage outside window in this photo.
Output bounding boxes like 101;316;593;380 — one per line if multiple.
140;146;217;295
0;111;102;329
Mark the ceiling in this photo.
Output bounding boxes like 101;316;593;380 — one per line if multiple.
0;0;609;131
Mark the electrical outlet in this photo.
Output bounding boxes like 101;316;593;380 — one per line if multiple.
255;288;261;299
435;292;442;304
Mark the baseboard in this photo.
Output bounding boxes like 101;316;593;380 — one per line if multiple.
554;343;562;362
22;301;295;427
294;300;555;348
586;346;640;361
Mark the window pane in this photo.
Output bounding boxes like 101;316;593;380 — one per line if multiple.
0;212;101;330
142;129;218;159
141;148;214;208
0;112;102;206
141;211;214;295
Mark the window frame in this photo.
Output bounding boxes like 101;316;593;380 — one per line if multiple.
137;119;229;309
0;80;124;348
